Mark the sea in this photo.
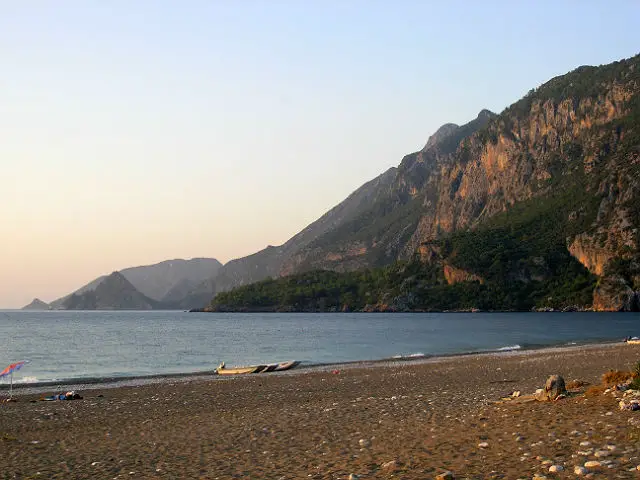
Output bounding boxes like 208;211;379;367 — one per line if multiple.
1;310;639;385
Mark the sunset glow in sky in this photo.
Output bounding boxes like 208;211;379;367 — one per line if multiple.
2;1;639;307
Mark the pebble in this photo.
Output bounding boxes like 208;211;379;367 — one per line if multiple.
358;439;371;448
435;471;454;480
594;450;611;458
574;466;587;475
548;465;564;473
579;441;591;447
478;442;489;448
348;475;359;480
584;460;601;468
380;460;398;471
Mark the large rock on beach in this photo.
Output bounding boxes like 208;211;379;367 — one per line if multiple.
537;375;567;401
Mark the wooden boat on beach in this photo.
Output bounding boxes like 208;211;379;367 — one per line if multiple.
625;337;640;345
216;360;300;375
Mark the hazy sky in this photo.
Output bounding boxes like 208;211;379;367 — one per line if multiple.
1;1;639;307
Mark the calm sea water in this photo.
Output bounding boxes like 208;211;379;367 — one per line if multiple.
1;310;639;384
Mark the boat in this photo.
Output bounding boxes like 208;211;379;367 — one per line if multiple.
215;360;300;375
625;337;640;345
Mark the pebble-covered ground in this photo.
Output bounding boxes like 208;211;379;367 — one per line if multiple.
2;344;640;479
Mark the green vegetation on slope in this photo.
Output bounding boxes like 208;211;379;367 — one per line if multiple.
211;182;599;312
507;54;640;119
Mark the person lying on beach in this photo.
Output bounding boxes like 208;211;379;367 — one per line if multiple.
40;391;83;401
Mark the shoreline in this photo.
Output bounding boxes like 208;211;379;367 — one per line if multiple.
3;341;640;478
2;339;629;396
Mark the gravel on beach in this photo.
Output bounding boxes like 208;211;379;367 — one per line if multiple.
2;343;640;479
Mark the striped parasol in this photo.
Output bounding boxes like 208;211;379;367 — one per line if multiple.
1;361;28;399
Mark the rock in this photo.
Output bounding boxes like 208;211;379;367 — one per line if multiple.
538;375;567;401
593;275;638;311
380;460;398;472
619;399;640;410
478;442;489;448
348;475;359;480
358;438;371;448
584;460;601;469
548;465;564;473
594;450;611;458
435;471;455;480
574;466;587;475
579;441;591;447
544;375;567;400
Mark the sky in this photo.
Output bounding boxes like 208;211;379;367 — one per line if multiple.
1;1;639;308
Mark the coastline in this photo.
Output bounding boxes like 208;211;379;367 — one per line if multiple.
3;342;640;478
2;339;630;396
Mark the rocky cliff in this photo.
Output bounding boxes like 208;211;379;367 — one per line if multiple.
209;54;640;311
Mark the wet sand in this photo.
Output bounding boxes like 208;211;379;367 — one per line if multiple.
2;343;640;479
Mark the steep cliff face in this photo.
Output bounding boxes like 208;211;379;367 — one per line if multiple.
273;55;640;310
593;275;639;311
443;265;483;285
207;54;639;311
279;111;499;275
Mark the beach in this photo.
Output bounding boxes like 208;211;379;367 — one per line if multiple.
2;343;640;479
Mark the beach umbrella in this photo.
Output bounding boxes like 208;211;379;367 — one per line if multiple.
0;361;27;399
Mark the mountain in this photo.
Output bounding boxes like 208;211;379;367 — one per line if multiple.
189;110;496;308
48;257;221;310
121;258;222;301
21;298;51;310
208;54;640;312
171;277;219;310
49;275;106;309
62;272;161;310
198;167;398;298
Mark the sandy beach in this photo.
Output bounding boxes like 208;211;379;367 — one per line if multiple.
3;343;640;479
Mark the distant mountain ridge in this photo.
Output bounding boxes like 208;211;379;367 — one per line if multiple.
37;257;222;310
21;298;51;310
62;272;161;310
